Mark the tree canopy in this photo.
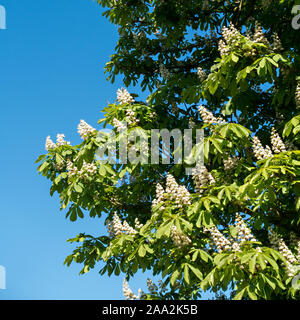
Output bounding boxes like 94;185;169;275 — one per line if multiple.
37;0;300;300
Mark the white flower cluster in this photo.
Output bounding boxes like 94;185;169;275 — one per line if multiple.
152;183;165;211
197;67;207;81
107;213;138;238
222;22;242;45
218;22;241;56
146;278;158;294
188;118;196;129
252;136;273;160
45;134;70;151
112;118;127;132
192;164;215;194
152;175;191;211
253;22;270;47
270;127;286;153
296;82;300;107
165;174;191;208
123;279;142;300
218;39;229;57
290;232;299;247
289;232;300;262
66;160;77;177
66;160;97;180
125;108;139;125
272;33;283;52
223;156;239;171
134;218;144;230
198;105;226;125
235;213;258;244
159;63;171;80
56;134;70;147
268;230;297;276
117;88;135;105
204;226;239;253
78;120;96;140
45;136;56;151
170;225;192;248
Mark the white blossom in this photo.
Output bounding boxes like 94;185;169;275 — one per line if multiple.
252;136;273;160
152;175;191;211
218;39;229;56
204;225;239;253
134;218;144;230
223;156;239;171
270;127;286;153
165;174;191;208
152;183;165;211
235;213;258;244
222;22;242;46
188;118;196;129
197;67;207;81
272;32;283;51
146;278;158;294
122;279;141;300
112;118;127;132
107;213;138;238
117;88;135;105
253;22;270;47
78;120;96;140
268;230;297;276
125;108;139;125
198;105;226;125
170;225;191;248
45;136;56;151
66;160;97;180
296;82;300;107
56;134;70;147
192;164;215;194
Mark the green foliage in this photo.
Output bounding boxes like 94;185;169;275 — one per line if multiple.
36;0;300;300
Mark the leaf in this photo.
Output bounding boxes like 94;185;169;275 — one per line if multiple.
138;245;146;257
170;269;180;286
247;287;258;300
233;287;246;300
183;264;190;284
188;264;203;281
263;274;276;290
211;138;223;154
156;221;173;239
249;254;257;274
231;53;239;63
257;254;266;270
199;250;211;262
74;184;83;193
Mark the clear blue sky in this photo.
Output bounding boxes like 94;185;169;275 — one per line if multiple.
0;0;214;300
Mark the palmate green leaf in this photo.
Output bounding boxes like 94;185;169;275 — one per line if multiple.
199;250;211;263
74;183;83;193
138;244;146;257
188;264;203;281
249;254;257;274
183;264;190;284
170;269;181;287
233;287;247;300
263;274;276;290
247;287;258;300
155;220;173;239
